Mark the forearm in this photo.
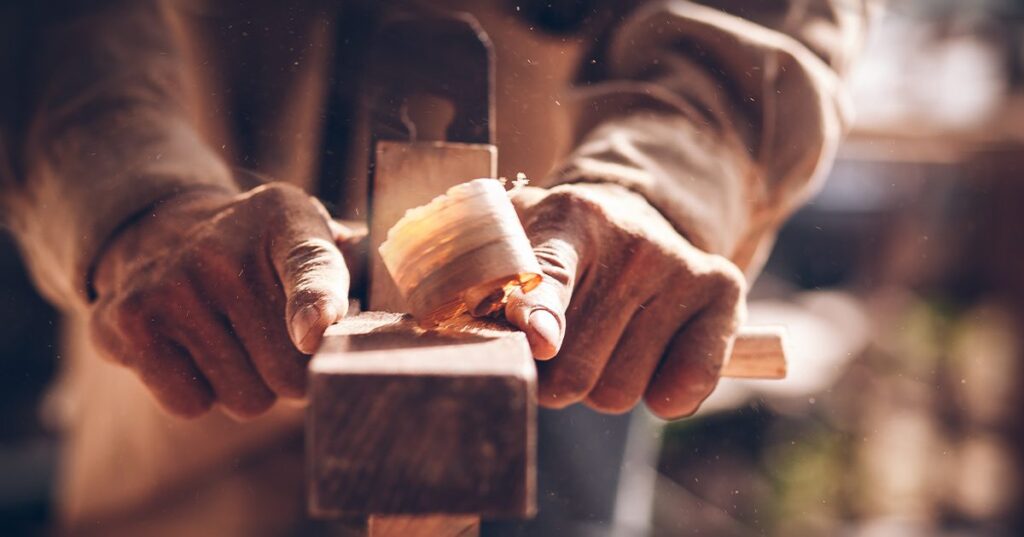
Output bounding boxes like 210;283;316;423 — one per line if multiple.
546;0;870;274
7;0;235;309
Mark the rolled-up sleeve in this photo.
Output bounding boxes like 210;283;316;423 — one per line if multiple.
0;0;235;311
548;0;872;273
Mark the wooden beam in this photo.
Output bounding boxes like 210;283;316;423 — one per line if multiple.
307;313;536;520
725;326;788;380
310;141;517;536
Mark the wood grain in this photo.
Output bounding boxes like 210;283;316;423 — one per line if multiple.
370;515;480;537
326;514;480;537
725;326;789;379
305;314;782;523
307;313;536;519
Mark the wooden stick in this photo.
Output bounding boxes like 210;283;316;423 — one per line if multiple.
725;326;788;379
369;515;479;537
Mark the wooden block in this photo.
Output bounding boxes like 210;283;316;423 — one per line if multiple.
311;138;504;535
370;515;480;537
307;312;536;519
369;141;497;312
324;514;480;537
724;326;789;380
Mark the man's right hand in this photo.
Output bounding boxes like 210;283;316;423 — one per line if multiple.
89;182;359;419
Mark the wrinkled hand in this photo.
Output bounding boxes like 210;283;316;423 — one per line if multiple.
505;183;746;419
90;182;362;418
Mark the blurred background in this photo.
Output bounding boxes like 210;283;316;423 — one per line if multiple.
3;0;1024;535
648;0;1024;535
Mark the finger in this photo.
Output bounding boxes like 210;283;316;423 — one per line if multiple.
223;275;309;399
268;197;350;354
90;297;214;418
643;298;742;420
585;296;700;414
167;294;277;419
532;295;634;405
504;234;580;360
132;336;216;418
533;272;638;408
505;277;567;360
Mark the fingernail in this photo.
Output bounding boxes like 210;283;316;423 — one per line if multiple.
528;309;561;359
289;305;321;347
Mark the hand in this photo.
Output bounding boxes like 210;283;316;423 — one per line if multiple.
90;182;360;418
505;183;746;419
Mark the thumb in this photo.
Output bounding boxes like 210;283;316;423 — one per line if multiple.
505;231;581;360
270;197;351;354
328;218;369;298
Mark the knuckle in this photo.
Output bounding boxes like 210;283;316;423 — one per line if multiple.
113;291;156;335
245;335;309;398
283;240;346;297
704;261;746;305
273;383;305;400
152;282;199;319
269;370;307;399
168;394;214;419
222;391;276;420
712;257;746;289
286;238;340;269
192;242;243;281
647;401;693;420
646;364;720;420
288;285;333;311
644;391;702;420
526;188;603;234
620;235;662;272
692;370;721;397
539;370;593;407
250;182;305;208
539;188;596;216
625;231;656;256
586;385;639;415
117;287;149;313
532;251;575;290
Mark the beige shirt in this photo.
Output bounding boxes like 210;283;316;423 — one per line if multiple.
0;0;870;524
